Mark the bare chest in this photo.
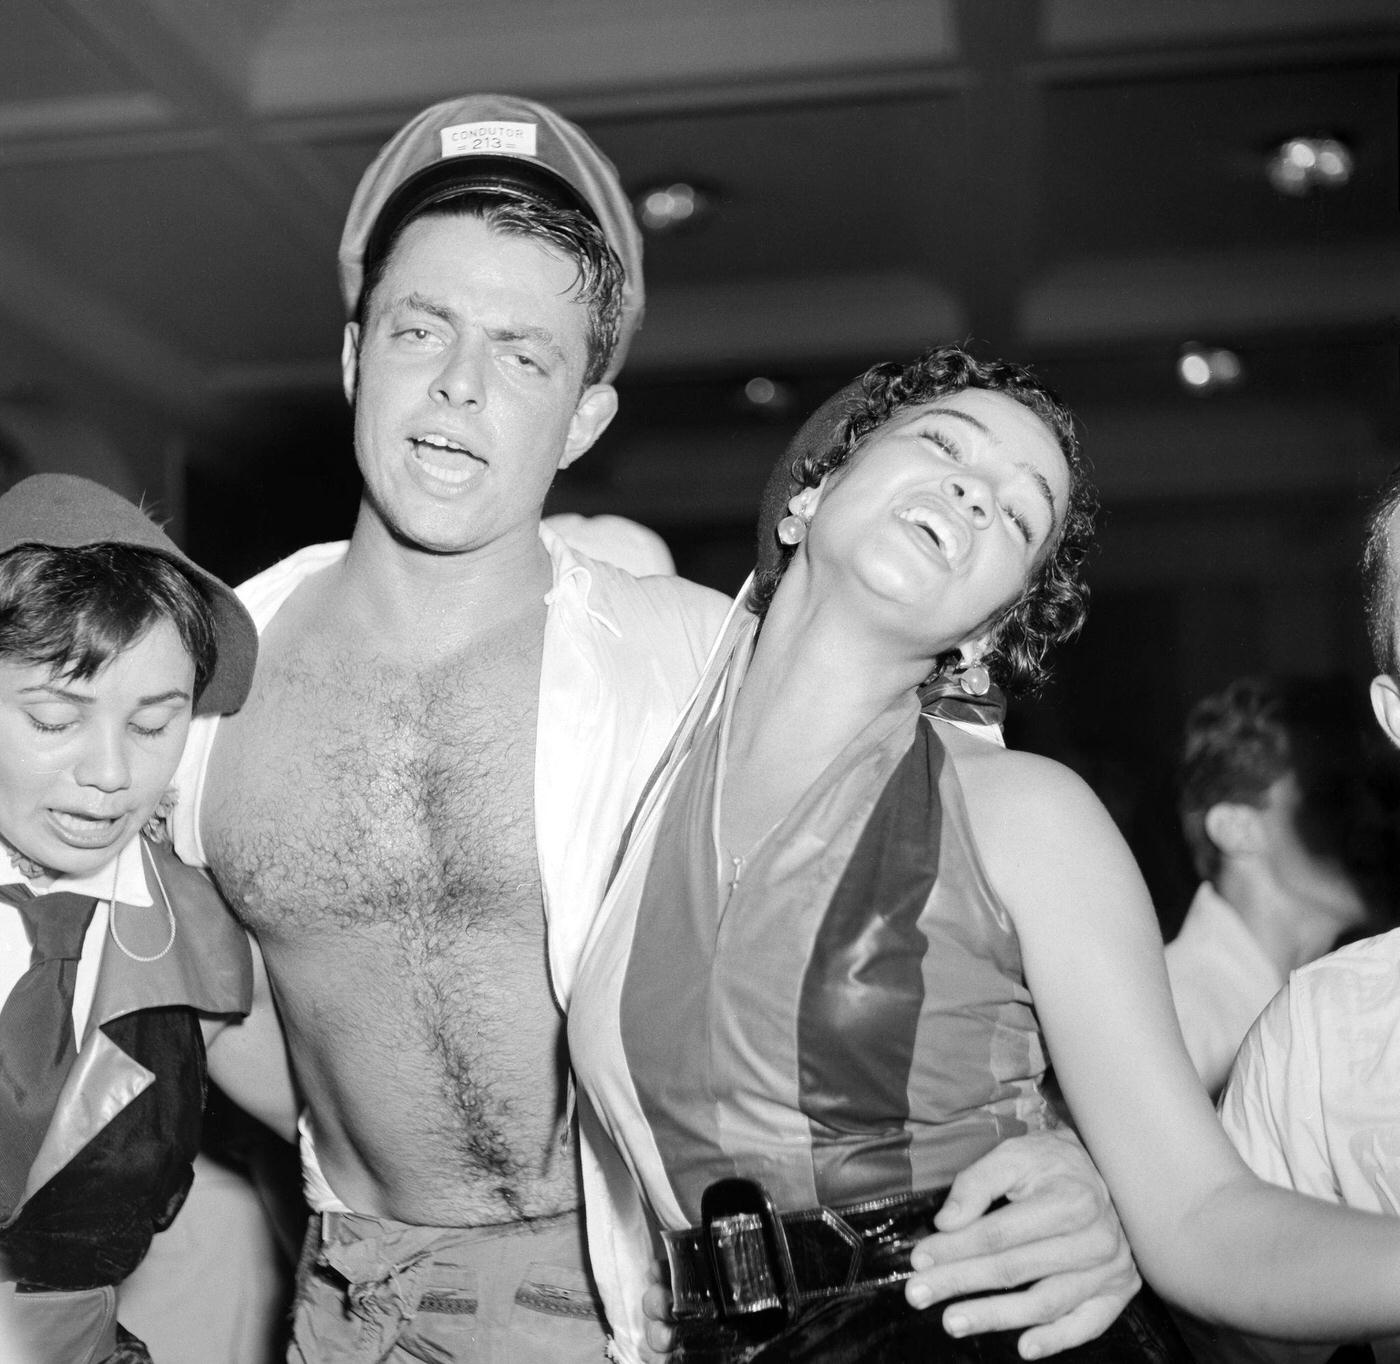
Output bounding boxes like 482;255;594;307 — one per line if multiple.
203;623;545;941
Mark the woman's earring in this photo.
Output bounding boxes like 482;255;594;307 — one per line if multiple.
776;514;808;546
957;663;991;697
143;787;179;843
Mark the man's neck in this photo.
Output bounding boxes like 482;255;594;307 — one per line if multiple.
335;508;554;656
1213;870;1347;976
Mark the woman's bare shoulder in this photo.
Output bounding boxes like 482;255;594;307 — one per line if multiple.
937;722;1093;799
935;723;1117;847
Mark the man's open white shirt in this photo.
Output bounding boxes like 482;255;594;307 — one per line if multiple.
169;527;730;1362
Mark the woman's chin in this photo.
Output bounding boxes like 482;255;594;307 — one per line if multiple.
18;824;129;881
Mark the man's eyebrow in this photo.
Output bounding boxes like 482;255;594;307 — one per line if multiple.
488;323;568;364
387;298;568;364
922;406;1060;522
395;292;457;325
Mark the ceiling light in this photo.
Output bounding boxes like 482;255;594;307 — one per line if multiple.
635;181;710;233
1266;136;1354;196
737;376;795;416
1177;344;1243;394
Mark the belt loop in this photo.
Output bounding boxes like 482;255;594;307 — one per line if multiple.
699;1178;797;1327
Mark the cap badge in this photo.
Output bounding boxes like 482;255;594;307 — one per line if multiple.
439;120;538;161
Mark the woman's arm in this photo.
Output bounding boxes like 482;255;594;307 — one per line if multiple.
959;743;1400;1339
201;932;299;1143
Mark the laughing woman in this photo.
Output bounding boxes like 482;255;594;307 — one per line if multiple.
567;346;1400;1363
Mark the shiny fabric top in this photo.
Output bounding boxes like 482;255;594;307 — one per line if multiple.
569;612;1052;1230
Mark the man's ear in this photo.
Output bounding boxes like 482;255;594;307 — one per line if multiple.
1370;674;1400;750
340;322;361;406
559;384;619;470
1203;802;1266;858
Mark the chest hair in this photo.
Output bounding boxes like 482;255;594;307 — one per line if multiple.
204;616;545;947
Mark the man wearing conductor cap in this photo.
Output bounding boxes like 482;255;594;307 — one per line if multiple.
168;95;1138;1362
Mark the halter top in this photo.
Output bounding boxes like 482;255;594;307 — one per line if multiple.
568;613;1052;1229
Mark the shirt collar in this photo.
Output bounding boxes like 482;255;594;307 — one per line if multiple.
0;835;153;906
539;523;623;639
1195;879;1246;925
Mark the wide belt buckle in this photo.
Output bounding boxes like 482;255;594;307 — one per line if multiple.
699;1177;797;1329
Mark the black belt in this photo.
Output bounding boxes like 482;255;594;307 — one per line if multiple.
664;1178;949;1327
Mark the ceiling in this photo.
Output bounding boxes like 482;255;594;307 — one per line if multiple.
0;0;1396;580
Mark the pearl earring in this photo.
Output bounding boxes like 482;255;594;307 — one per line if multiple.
957;663;991;697
776;514;808;546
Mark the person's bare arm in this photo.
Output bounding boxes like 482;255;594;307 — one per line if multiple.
970;746;1400;1339
202;932;298;1143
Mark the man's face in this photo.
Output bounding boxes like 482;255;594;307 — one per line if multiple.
343;213;617;557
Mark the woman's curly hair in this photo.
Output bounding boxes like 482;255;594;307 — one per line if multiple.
749;345;1098;696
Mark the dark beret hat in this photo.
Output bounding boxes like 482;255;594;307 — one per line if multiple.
0;474;257;716
755;376;866;580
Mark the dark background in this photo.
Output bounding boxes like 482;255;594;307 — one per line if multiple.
1;0;1397;930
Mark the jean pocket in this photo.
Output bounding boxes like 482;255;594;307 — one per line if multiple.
418;1282;481;1318
509;1259;606;1354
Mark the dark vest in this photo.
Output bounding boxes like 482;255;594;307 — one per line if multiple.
0;837;251;1291
0;1004;206;1290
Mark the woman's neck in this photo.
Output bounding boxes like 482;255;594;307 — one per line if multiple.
718;575;928;857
